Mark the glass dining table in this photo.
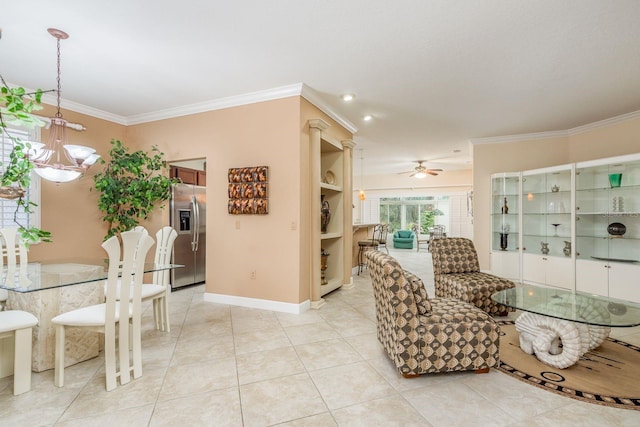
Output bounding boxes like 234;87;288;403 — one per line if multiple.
0;259;183;373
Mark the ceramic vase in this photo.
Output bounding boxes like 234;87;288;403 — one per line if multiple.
500;233;508;251
321;196;331;233
540;241;550;255
501;197;509;214
320;248;330;285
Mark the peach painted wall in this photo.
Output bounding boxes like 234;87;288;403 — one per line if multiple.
27;96;352;306
125;97;304;303
28;104;127;261
473;114;640;270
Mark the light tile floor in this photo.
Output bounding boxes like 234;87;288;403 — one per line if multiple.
2;248;640;426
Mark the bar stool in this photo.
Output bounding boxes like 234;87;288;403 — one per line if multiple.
357;225;380;275
0;310;38;395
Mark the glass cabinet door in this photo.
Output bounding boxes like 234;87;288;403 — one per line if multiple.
575;159;640;263
491;174;520;252
522;167;573;258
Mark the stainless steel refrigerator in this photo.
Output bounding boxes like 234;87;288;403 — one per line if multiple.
170;184;206;289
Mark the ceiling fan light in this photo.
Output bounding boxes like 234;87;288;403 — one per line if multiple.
414;171;427;179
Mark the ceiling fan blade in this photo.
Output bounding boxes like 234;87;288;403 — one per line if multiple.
408;171;417;177
427;170;439;176
429;168;443;172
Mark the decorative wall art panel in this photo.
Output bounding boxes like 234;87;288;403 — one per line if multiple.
228;166;269;215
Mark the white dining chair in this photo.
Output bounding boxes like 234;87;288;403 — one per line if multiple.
52;230;155;391
107;226;177;332
0;228;29;310
0;310;38;394
142;226;177;332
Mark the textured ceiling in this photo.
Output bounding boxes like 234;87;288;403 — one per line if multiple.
2;1;639;176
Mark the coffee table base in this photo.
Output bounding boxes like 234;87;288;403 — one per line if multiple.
515;312;611;369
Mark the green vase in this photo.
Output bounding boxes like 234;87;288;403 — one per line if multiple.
608;173;622;188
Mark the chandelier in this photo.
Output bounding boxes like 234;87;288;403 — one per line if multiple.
26;28;100;183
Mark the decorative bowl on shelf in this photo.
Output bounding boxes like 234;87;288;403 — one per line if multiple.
607;222;626;236
323;170;336;185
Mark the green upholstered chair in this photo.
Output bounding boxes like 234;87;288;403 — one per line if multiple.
392;229;415;249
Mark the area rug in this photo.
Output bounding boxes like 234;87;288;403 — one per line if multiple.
496;320;640;411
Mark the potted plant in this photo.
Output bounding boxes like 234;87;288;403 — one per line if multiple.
0;79;52;245
421;207;444;231
92;139;179;240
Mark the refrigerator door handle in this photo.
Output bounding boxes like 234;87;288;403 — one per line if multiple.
192;194;200;251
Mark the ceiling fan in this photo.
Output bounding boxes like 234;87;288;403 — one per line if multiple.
399;161;443;178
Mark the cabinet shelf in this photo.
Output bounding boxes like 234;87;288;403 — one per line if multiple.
321;232;343;240
576;211;640;216
523;233;570;239
320;278;343;296
320;182;342;192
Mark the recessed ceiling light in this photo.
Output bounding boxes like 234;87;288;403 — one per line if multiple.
341;93;355;102
453;149;461;153
363;115;373;121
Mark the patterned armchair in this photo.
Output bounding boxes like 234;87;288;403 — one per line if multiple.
430;238;515;316
365;251;500;377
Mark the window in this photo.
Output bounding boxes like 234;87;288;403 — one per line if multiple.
379;196;449;232
0;125;41;230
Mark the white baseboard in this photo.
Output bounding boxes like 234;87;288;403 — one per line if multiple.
203;292;310;314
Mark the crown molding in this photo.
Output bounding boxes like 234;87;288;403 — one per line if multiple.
470;129;569;145
6;81;129;125
470;109;640;145
40;93;128;125
568;109;640;135
300;84;358;134
125;83;305;125
9;81;357;134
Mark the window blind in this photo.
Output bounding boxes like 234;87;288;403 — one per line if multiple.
0;125;41;229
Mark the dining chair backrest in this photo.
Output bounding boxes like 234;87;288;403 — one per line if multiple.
152;226;178;286
0;228;28;268
0;228;29;294
103;230;155;374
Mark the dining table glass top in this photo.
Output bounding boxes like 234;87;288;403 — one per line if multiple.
0;258;183;293
491;285;640;327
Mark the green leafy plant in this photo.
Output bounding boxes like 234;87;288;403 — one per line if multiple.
0;79;52;246
421;207;444;231
92;139;179;240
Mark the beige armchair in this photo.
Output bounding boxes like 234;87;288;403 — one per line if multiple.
365;250;500;377
430;237;515;316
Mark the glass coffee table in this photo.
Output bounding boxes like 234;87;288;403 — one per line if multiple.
491;285;640;369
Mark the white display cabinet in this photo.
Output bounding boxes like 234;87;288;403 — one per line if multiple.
490;173;521;280
575;154;640;303
521;165;574;289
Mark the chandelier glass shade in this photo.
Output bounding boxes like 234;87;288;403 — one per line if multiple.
25;28;99;183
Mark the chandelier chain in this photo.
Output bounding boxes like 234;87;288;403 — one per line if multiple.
55;36;62;118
